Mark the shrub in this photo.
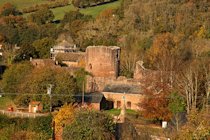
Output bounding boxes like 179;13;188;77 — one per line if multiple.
63;110;116;140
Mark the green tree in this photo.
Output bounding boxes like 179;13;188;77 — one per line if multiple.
19;67;77;108
14;44;38;62
74;68;91;92
63;110;116;140
1;62;33;93
29;7;54;25
33;37;55;58
168;92;186;131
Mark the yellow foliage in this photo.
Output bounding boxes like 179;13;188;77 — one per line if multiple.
54;104;75;134
197;25;206;38
78;58;86;68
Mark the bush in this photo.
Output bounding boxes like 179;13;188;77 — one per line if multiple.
22;0;69;13
72;0;117;8
0;114;53;139
63;110;116;140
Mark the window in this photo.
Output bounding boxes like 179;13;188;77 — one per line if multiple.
127;101;131;109
117;101;121;109
89;63;92;70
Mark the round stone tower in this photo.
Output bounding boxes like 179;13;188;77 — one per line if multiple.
86;46;120;78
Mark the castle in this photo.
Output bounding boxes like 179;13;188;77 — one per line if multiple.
32;45;157;110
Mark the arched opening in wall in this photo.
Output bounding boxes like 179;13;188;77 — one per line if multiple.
89;63;92;70
117;101;121;109
127;101;131;109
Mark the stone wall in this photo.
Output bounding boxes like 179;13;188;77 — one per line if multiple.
134;60;160;81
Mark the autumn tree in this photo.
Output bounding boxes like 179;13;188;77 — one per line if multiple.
54;104;75;139
176;42;210;113
76;9;120;49
176;108;210;140
0;3;20;16
141;93;172;122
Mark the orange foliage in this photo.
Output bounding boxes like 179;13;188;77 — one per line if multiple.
141;93;172;121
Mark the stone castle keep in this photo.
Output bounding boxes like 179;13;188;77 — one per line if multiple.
86;46;120;78
85;46;121;92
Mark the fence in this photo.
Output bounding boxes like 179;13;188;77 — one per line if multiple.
0;110;47;118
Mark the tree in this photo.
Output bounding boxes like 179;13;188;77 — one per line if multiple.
176;108;210;140
168;92;186;131
74;68;91;92
32;37;55;58
1;62;33;93
14;44;38;62
0;3;20;16
63;110;116;140
141;93;172;122
75;9;120;49
19;67;78;108
54;104;75;139
29;7;54;25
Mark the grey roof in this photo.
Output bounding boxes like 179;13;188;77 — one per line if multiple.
74;93;104;103
103;84;143;94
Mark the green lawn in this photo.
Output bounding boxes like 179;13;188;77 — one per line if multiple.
51;5;76;20
0;0;121;20
51;0;122;20
80;0;122;17
0;96;14;110
105;109;139;117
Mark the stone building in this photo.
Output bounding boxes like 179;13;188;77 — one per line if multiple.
103;84;145;111
50;40;79;60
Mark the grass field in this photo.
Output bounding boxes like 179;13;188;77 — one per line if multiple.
105;109;139;117
0;0;121;20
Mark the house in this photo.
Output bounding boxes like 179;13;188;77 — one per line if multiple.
29;101;43;113
102;84;145;111
75;93;112;110
50;40;79;60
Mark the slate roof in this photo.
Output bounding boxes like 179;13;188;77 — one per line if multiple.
103;84;143;94
74;93;104;103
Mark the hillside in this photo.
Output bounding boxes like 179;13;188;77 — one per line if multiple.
0;0;121;20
